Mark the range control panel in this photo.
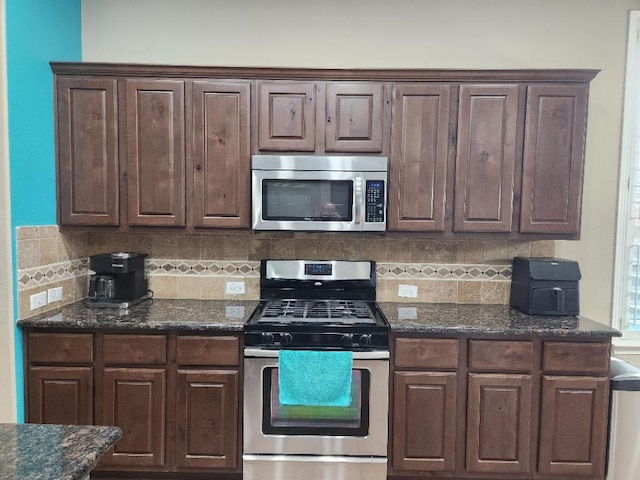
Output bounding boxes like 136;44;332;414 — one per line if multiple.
365;180;385;223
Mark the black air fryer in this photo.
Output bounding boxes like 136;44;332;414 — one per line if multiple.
509;257;580;316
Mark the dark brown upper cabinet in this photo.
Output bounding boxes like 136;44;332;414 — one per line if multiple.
56;76;119;226
124;79;186;227
256;80;386;154
52;63;597;237
520;84;588;235
189;80;251;228
454;85;519;233
388;83;451;231
325;82;385;153
257;81;316;152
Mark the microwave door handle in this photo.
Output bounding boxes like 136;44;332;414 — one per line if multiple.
354;177;363;224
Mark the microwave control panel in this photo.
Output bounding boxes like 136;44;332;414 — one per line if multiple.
365;180;385;223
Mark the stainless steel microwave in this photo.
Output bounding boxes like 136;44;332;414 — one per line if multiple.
252;155;388;232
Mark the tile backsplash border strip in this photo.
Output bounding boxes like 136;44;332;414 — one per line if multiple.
17;259;89;290
17;259;513;291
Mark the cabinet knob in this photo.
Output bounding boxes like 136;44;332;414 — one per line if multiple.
196;164;203;172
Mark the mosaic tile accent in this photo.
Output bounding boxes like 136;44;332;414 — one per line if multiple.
17;259;89;290
16;258;512;298
148;259;261;276
376;263;511;281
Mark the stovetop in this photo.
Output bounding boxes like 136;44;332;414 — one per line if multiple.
258;299;377;325
244;260;389;350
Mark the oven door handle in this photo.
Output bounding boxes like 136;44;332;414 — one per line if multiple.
243;347;389;360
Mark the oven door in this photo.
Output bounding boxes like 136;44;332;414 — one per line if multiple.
243;347;389;457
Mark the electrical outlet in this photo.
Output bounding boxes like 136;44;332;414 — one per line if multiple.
226;305;246;318
398;284;418;298
398;306;418;320
48;287;63;303
30;292;47;310
225;281;246;295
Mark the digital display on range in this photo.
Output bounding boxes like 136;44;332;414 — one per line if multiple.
304;263;333;275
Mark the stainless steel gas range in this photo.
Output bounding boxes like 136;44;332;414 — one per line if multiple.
242;260;390;480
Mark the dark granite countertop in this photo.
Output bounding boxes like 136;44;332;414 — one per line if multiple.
380;302;621;337
0;423;121;480
18;298;621;338
17;298;258;331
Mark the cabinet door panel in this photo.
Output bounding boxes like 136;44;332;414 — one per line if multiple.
100;368;166;468
520;84;588;234
175;370;239;469
125;79;185;226
388;84;450;231
28;367;93;425
257;82;316;151
454;85;518;232
392;371;457;471
325;82;384;152
57;76;119;226
192;81;251;228
466;373;532;474
539;375;608;476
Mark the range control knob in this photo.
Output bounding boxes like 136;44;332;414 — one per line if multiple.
340;334;354;346
358;334;373;346
261;332;275;345
280;332;294;346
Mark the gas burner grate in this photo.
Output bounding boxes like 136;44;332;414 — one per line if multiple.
259;299;376;324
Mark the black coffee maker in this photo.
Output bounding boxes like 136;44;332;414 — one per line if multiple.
87;252;149;308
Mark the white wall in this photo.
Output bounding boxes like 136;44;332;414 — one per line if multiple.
81;0;639;330
0;0;17;422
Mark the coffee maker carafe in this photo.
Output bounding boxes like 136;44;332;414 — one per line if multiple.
87;252;149;308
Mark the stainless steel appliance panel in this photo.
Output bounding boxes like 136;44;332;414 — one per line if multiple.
243;348;389;457
252;155;387;232
243;455;387;480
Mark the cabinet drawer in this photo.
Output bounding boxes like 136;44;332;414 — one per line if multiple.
394;338;458;369
468;340;533;371
28;333;93;364
103;334;167;365
543;342;610;374
176;336;239;366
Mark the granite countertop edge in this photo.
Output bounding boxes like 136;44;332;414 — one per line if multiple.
0;424;121;480
17;299;622;338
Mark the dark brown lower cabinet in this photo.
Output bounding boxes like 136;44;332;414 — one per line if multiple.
538;375;609;477
391;336;611;480
392;371;457;472
466;373;532;474
28;366;93;425
175;369;239;470
100;368;167;468
25;330;241;478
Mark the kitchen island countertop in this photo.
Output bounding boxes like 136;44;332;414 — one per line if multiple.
17;298;621;337
0;423;121;480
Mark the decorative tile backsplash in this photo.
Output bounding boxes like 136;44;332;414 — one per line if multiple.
15;226;555;318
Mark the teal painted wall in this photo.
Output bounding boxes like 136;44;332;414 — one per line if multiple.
6;0;81;421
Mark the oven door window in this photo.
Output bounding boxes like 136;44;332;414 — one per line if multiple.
262;367;369;436
261;179;353;222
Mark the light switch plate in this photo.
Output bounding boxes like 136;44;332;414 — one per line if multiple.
48;287;63;303
225;281;246;295
398;284;418;298
30;292;47;310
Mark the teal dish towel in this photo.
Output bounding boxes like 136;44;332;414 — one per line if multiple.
278;350;353;407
